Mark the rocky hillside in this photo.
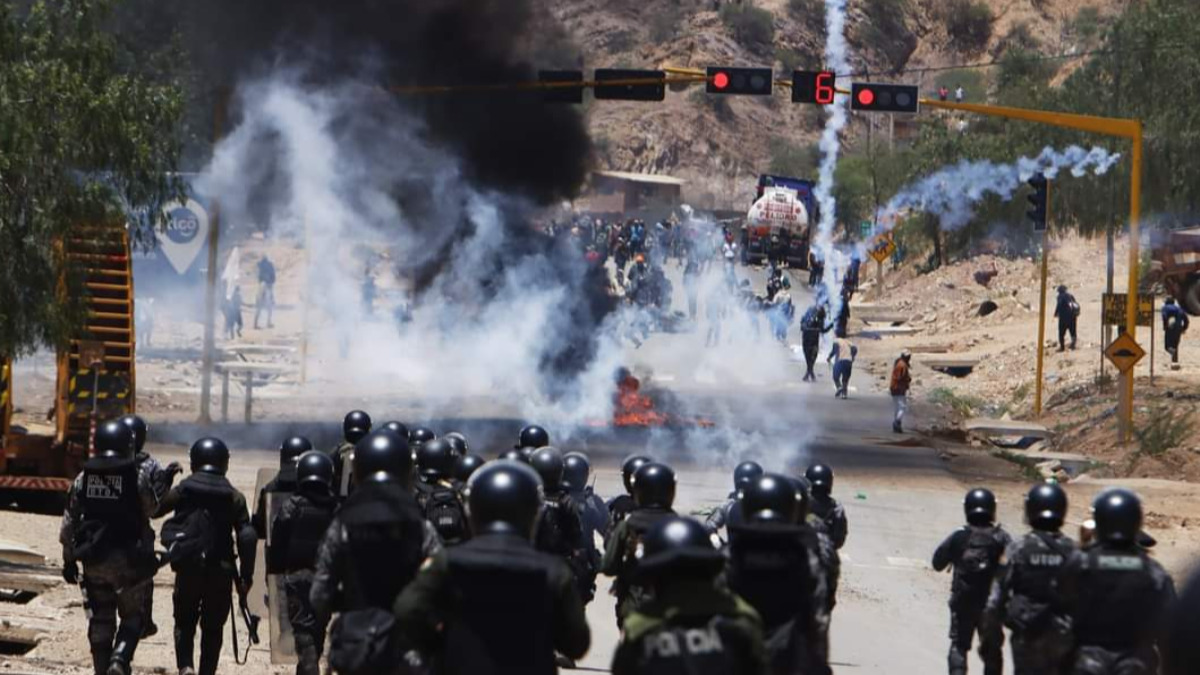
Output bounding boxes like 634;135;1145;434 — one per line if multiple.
543;0;1122;208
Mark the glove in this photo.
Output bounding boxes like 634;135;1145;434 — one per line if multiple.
165;462;183;477
62;560;79;585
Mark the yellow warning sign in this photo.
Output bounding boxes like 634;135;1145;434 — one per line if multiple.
1104;332;1146;374
869;231;896;264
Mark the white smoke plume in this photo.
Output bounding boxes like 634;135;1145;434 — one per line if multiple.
878;145;1123;230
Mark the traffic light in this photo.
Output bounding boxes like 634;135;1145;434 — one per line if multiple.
1027;173;1048;232
792;70;836;104
707;67;773;96
593;69;665;101
850;82;919;113
538;70;583;104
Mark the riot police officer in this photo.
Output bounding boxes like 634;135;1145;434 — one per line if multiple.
380;420;409;438
705;460;762;535
414;437;470;545
119;413;180;638
564;451;608;601
987;482;1076;675
253;435;312;538
409;426;436;448
603;462;678;627
497;448;528;463
157;437;257;675
393;461;590;673
530;447;590;606
444;431;469;458
516;423;550;450
1059;488;1175;675
805;463;848;550
612;516;766;675
60;419;158;675
932;488;1011;675
268;451;338;675
331;410;371;498
726;473;830;675
453;453;485;488
606;454;651;531
311;429;441;674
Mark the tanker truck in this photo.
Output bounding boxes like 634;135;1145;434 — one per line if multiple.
742;174;818;267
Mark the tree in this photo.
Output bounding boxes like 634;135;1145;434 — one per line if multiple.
0;0;184;357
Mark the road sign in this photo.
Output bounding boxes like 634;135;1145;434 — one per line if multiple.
859;221;873;238
1102;293;1154;327
868;231;895;263
593;69;665;101
1104;332;1146;373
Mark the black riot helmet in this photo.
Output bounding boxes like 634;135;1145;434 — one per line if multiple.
467;461;542;538
296;451;334;493
1025;482;1068;531
343;410;372;444
562;452;591;492
529;447;566;492
118;414;148;453
632;462;676;509
95;419;135;459
444;432;469;458
638;516;724;579
353;429;412;487
788;476;812;521
454;454;485;483
964;488;997;526
518;446;539;463
497;448;527;463
733;460;764;492
415;437;456;481
190;437;230;475
279;436;313;469
408;426;436;447
743;473;801;524
516;424;550;450
1093;488;1142;545
621;455;652;495
381;421;409;438
805;463;834;497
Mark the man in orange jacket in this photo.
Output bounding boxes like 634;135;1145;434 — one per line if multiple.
889;350;912;433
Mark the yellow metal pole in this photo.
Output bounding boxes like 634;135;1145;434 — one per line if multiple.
1035;181;1051;418
1120;123;1144;442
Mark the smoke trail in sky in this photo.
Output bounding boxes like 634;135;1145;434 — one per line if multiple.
878;145;1123;230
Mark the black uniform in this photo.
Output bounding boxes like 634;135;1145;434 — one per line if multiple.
606;493;637;532
253;464;297;539
267;489;338;675
809;493;848;550
800;307;829;381
329;440;355;499
310;482;441;674
567;485;608;604
414;478;471;545
60;456;159;675
1058;541;1176;675
157;473;256;675
393;531;591;674
1162;301;1189;364
704;492;745;536
726;521;831;675
534;488;591;602
932;524;1012;675
987;530;1076;675
1054;290;1079;351
602;506;677;625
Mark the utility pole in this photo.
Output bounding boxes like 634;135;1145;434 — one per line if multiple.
198;90;228;424
1034;177;1051;418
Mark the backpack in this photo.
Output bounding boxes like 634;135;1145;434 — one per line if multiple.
957;528;1001;591
160;507;216;570
420;486;468;544
534;499;574;557
1068;300;1081;318
328;608;399;675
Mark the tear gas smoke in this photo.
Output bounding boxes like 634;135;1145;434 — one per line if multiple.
878;145;1123;230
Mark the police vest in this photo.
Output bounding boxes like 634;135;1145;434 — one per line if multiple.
953;526;1005;598
337;484;424;611
534;491;579;557
80;456;142;546
282;493;336;573
440;540;557;675
727;522;818;632
620;508;676;582
177;473;238;564
1010;531;1074;604
1073;546;1161;649
634;618;747;675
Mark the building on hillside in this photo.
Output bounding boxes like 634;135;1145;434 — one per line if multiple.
573;170;685;220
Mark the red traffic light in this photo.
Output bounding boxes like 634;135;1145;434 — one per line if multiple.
706;67;772;96
713;71;730;90
856;88;875;107
850;82;919;113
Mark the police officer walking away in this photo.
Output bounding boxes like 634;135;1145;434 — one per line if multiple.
254;435;312;539
932;488;1011;675
611;516;767;675
705;460;762;536
606;455;651;531
1059;488;1176;675
530;448;590;605
267;451;338;675
330;410;371;499
516;423;551;450
157;438;257;675
987;482;1076;675
726;473;830;675
414;437;471;545
60;420;159;675
393;460;591;674
311;429;441;675
1162;296;1189;365
805;463;848;550
800;302;830;382
603;462;678;627
564;451;608;605
1054;285;1079;351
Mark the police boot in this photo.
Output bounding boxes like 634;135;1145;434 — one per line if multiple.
106;659;131;675
91;647;113;675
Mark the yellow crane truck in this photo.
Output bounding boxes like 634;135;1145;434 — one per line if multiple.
0;223;136;510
